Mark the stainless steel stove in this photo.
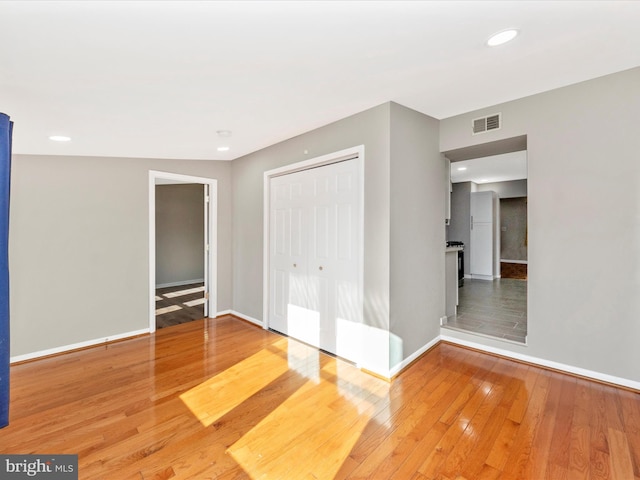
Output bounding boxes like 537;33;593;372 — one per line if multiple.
446;241;464;287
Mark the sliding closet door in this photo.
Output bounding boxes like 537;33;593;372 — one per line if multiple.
269;159;361;361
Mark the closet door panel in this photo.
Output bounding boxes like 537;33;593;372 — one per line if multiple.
270;174;308;337
269;158;361;362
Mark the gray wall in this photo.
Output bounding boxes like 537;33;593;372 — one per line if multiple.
231;103;392;372
9;155;232;357
232;102;391;320
500;197;527;262
231;102;445;373
389;103;443;366
440;67;640;383
155;184;204;286
11;68;639;385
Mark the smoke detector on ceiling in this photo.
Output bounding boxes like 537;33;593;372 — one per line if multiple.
472;113;501;135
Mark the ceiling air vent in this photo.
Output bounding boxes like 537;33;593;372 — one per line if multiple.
472;113;501;135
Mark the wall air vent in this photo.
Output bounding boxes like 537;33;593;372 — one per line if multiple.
472;113;501;135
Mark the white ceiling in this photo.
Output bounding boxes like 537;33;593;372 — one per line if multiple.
1;1;639;161
450;151;527;184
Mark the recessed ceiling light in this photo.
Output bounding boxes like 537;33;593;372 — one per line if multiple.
216;130;232;138
49;135;71;142
487;29;519;47
457;167;467;171
217;146;230;152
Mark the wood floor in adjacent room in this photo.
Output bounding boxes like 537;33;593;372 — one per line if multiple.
155;282;206;329
2;316;639;480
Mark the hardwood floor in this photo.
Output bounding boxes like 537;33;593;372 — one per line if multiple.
2;316;639;479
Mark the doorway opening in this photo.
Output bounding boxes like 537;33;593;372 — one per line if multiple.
443;136;528;344
148;171;217;333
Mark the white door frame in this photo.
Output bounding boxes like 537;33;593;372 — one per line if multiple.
262;145;365;333
148;170;218;333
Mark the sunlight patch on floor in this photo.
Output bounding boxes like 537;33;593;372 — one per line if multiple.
155;305;182;315
227;354;389;479
183;297;206;307
164;285;205;298
179;338;290;427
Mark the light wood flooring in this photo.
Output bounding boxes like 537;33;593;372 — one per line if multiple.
2;316;639;479
445;278;527;343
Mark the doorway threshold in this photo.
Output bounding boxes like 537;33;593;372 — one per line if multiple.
441;323;527;346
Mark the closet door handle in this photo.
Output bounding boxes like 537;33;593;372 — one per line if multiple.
319;266;323;271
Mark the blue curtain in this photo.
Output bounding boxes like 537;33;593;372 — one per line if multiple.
0;112;12;428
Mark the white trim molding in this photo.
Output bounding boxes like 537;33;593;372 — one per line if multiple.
156;278;205;289
388;335;441;379
440;334;640;391
10;329;150;364
229;310;263;327
149;170;218;333
470;274;495;281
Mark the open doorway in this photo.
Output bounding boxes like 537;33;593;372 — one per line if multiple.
443;136;528;344
155;182;205;328
148;171;217;333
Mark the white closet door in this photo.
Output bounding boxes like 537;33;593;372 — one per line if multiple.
269;172;312;344
269;159;361;361
308;160;360;358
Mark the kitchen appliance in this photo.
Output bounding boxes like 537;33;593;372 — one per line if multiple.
446;241;465;287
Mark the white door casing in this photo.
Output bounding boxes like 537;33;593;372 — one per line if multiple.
203;183;210;317
148;171;218;333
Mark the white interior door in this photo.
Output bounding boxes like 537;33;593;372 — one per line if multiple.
269;159;361;361
270;171;314;345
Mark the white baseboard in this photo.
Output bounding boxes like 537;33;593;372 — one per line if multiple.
16;321;634;391
500;259;528;264
389;336;440;379
228;310;263;327
155;278;204;289
440;334;640;391
470;274;494;281
10;328;150;364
